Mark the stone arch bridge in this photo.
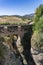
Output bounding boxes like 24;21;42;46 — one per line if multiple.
0;23;33;38
0;22;36;65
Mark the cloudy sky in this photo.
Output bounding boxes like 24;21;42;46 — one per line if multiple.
0;0;43;15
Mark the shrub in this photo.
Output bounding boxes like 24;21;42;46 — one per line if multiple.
0;43;4;60
31;31;43;50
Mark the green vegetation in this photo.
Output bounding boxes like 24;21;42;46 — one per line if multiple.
0;22;10;25
31;31;43;50
33;4;43;31
32;4;43;50
0;37;5;42
0;45;4;60
0;37;5;60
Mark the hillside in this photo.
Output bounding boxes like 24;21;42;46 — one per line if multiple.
0;14;34;25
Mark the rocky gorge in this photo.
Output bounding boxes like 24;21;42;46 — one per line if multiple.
0;25;43;65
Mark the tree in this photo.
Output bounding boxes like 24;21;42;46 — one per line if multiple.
32;4;43;50
34;4;43;31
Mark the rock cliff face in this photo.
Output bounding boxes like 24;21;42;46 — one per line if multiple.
31;31;43;65
31;48;43;65
0;25;36;65
0;42;22;65
20;30;36;65
0;24;43;65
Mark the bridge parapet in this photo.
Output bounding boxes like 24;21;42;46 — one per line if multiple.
0;23;33;36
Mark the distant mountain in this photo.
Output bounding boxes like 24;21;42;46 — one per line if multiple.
0;13;34;20
13;13;34;20
23;13;34;20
